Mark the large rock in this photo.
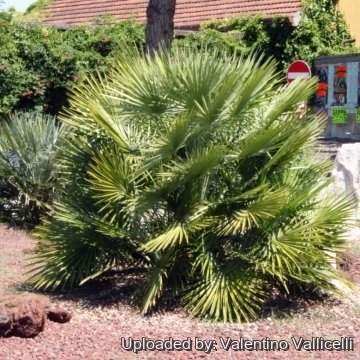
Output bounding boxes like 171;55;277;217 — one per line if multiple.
0;294;50;312
11;299;46;338
47;308;72;323
330;143;360;241
0;305;12;337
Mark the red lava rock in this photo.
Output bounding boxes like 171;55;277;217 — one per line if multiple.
47;308;72;324
11;299;46;338
0;304;12;337
0;294;50;312
36;295;51;314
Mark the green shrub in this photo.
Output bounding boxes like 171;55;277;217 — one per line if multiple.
29;47;354;322
175;0;355;68
285;0;355;62
0;112;67;226
0;11;144;116
0;0;355;116
176;15;293;67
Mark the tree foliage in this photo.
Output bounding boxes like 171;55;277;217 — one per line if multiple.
175;0;355;67
285;0;354;62
0;1;356;116
25;0;54;14
29;47;354;322
0;11;144;115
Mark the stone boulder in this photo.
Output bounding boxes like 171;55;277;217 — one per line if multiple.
0;295;72;338
47;308;72;324
0;294;51;312
329;143;360;241
0;305;12;337
11;299;46;338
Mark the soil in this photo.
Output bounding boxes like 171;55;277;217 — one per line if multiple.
0;224;359;360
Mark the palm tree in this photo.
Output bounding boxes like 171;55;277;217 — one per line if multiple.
29;47;354;322
0;112;67;226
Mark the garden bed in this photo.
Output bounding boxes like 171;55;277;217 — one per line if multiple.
0;225;359;359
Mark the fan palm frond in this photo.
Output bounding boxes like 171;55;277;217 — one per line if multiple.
29;46;355;322
0;112;67;225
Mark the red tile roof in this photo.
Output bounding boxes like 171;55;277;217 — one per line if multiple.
40;0;303;29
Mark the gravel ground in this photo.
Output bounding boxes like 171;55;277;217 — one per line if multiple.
0;225;359;360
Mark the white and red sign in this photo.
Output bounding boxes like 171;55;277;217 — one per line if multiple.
287;60;312;84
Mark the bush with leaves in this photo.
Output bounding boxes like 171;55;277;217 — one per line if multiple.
175;0;356;68
29;48;354;321
284;0;355;62
0;0;356;117
175;15;294;68
0;112;67;227
0;11;144;116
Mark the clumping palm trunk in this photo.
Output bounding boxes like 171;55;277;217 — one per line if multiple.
145;0;176;53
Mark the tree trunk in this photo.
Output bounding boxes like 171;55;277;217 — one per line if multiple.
145;0;176;53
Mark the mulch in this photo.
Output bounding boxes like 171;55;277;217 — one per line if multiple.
0;225;359;360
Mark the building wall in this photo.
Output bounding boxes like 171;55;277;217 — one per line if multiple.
337;0;360;45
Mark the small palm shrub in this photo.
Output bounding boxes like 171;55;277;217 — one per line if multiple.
0;112;67;226
29;48;354;321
